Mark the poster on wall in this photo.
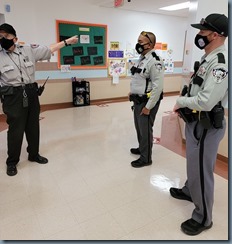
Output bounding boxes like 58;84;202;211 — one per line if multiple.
60;65;71;72
108;58;127;77
108;50;124;58
155;42;174;73
124;49;135;58
110;41;120;50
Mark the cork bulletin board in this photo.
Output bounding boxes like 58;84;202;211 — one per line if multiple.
56;20;107;69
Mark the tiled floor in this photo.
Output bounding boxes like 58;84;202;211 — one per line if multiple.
0;96;228;240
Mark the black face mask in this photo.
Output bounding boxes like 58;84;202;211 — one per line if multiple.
0;37;15;50
135;42;149;54
194;34;211;50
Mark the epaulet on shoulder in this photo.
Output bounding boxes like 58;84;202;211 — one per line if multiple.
217;53;225;64
152;52;160;61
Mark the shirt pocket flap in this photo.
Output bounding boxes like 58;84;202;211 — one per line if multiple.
24;61;34;68
1;66;14;73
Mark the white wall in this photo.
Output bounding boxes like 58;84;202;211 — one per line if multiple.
0;0;187;62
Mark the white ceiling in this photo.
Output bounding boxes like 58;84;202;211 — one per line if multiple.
89;0;190;18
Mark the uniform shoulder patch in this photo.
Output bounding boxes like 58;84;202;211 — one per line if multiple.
212;68;228;83
30;44;39;48
155;63;163;72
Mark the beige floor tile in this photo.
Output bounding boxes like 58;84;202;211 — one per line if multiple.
35;205;78;238
0;214;44;240
44;224;87;240
0;197;35;225
95;184;134;211
29;188;67;213
0;172;28;205
80;213;126;240
111;201;154;233
68;194;108;223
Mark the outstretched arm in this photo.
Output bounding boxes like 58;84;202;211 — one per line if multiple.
49;35;78;53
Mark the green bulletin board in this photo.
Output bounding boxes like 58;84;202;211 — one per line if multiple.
56;20;107;69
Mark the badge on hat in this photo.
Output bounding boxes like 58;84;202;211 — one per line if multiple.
212;68;228;83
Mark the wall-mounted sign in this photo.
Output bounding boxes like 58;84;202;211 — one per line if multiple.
108;50;124;58
114;0;124;7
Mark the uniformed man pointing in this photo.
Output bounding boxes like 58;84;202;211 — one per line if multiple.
170;13;228;235
0;23;78;176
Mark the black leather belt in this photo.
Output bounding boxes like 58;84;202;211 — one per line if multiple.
13;83;37;89
24;83;37;88
129;94;148;104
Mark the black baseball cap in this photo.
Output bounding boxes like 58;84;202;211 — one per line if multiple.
191;13;228;37
0;23;16;36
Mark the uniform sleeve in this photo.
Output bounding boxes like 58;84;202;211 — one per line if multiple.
177;63;228;111
145;60;164;110
31;45;52;62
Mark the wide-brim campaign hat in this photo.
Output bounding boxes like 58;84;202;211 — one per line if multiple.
191;13;228;37
0;23;17;36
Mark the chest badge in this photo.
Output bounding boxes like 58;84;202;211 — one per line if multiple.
198;65;206;76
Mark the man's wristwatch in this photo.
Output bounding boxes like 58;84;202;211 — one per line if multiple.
64;40;70;46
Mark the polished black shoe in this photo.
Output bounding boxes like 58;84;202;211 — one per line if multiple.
130;148;140;155
28;154;48;164
181;218;213;235
170;187;192;202
7;165;18;176
131;159;152;168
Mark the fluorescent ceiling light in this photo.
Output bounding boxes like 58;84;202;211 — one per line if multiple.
159;1;190;11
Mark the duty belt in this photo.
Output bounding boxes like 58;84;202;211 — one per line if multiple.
177;106;224;129
129;91;163;105
24;83;37;88
177;108;199;123
10;83;37;91
129;94;148;104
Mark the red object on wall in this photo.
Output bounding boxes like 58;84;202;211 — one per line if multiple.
114;0;124;7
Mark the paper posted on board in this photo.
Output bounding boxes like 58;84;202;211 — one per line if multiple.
112;74;119;84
